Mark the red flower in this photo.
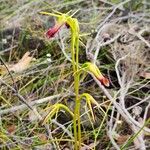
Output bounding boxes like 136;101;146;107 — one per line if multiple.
82;62;110;87
97;76;110;87
46;23;64;38
46;22;70;38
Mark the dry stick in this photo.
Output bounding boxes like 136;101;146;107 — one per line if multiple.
119;80;146;150
0;79;41;119
93;33;121;63
115;54;129;87
96;0;131;31
51;119;73;139
99;0;118;8
88;0;131;60
136;33;150;48
108;104;121;149
0;56;17;89
0;79;63;147
127;81;150;96
91;75;150;133
97;57;147;149
109;106;115;131
143;102;150;125
95;0;131;40
0;45;18;55
58;32;72;62
128;95;150;110
0;92;62;116
131;123;146;150
107;128;120;150
129;29;150;48
115;55;146;149
112;111;120;132
92;0;131;63
93;75;147;150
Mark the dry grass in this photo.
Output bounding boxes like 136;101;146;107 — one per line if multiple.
0;0;150;149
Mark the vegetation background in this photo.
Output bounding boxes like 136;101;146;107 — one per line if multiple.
0;0;150;149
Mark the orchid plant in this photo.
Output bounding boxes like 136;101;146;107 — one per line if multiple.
40;10;109;150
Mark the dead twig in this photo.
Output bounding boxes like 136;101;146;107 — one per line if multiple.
0;92;63;116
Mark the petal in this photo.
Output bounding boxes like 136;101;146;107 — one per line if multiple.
82;62;110;87
46;23;63;38
98;76;110;87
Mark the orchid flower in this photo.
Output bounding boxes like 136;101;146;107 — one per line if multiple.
82;62;110;87
46;14;67;38
40;11;79;38
41;11;109;149
42;103;74;125
80;93;100;122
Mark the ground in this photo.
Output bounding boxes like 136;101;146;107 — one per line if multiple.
0;0;150;149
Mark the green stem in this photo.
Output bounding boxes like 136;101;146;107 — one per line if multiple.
71;32;81;150
75;36;81;148
71;34;78;150
74;75;80;149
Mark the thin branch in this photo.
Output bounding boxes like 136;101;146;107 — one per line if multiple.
52;119;73;139
96;0;131;31
115;54;129;87
0;93;63;115
128;95;150;110
91;75;150;133
93;33;121;63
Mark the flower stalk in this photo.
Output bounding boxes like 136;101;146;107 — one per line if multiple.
41;11;82;149
41;11;109;150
